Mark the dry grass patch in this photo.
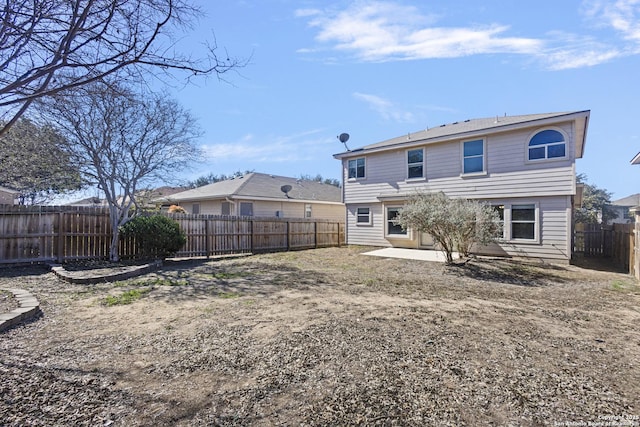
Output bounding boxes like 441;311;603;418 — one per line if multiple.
1;247;639;426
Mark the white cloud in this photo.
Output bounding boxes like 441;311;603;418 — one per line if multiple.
298;1;541;62
201;129;330;163
583;0;640;42
353;92;414;123
296;0;640;69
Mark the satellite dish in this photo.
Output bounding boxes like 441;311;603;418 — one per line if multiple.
280;185;292;197
337;132;350;151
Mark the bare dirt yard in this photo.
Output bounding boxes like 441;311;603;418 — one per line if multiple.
1;246;640;426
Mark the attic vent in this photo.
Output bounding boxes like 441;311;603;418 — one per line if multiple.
464;119;470;122
452;121;458;125
440;124;446;127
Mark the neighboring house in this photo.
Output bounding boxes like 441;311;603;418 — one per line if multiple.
334;110;590;263
0;186;18;205
67;187;187;208
609;194;640;224
155;172;344;221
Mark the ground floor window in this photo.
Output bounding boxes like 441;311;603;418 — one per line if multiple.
356;207;371;225
386;207;406;236
511;204;536;240
305;204;312;218
221;202;231;216
192;203;200;215
493;205;505;239
240;202;253;216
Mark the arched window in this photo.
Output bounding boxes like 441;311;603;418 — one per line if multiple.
528;129;566;160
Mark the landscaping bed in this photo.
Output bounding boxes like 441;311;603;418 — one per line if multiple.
1;247;639;426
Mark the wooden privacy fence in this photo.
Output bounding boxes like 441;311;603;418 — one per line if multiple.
0;205;345;264
574;222;636;274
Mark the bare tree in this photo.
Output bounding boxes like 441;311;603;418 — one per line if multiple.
41;81;202;261
0;0;244;136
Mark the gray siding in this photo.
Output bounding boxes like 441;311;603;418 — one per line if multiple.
343;122;576;203
341;121;578;262
346;196;572;262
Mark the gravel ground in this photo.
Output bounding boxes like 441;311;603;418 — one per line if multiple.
1;247;639;426
0;289;18;313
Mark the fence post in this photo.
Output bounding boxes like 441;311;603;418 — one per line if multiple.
286;221;290;251
56;211;64;263
205;219;210;259
314;221;318;249
250;218;254;253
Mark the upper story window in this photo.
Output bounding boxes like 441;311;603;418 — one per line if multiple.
528;129;566;161
462;139;485;174
192;203;200;215
348;158;366;179
407;148;424;179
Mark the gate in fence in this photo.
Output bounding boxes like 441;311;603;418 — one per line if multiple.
573;222;635;274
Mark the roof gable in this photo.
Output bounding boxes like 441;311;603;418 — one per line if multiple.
334;110;590;159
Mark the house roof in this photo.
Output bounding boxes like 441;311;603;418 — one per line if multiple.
156;172;342;204
611;193;640;207
0;186;19;194
334;110;590;159
632;151;640;165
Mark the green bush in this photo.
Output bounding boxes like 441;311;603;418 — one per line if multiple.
120;215;186;260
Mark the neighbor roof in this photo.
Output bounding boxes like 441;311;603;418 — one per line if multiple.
0;186;19;194
156;173;342;204
611;193;640;207
334;110;590;159
632;152;640;165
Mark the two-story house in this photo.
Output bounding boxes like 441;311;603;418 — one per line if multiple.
334;111;590;263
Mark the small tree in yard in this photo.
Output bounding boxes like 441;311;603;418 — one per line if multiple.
395;192;500;264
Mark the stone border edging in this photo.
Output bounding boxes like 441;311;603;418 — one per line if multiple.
0;288;41;333
50;260;162;285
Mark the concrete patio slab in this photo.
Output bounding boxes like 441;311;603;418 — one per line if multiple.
362;247;459;263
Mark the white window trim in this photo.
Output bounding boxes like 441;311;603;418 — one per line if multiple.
525;127;569;164
460;138;487;177
347;157;366;181
406;147;425;181
504;202;540;244
355;206;372;226
385;206;410;239
305;203;312;218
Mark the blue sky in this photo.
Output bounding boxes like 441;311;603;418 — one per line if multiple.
166;0;640;200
